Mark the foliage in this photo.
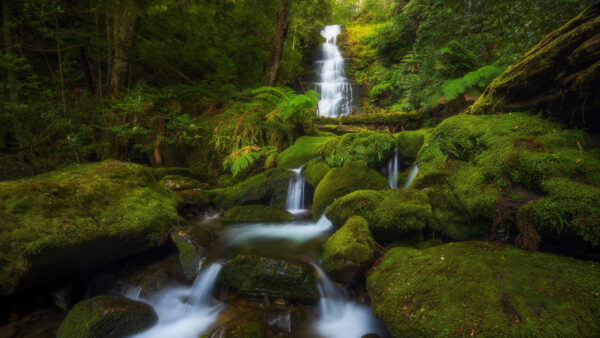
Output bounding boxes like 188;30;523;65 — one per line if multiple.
317;131;396;168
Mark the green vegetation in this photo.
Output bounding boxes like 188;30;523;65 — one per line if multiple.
277;136;334;169
222;205;295;223
302;159;330;187
394;129;431;160
216;168;293;210
367;242;600;337
317;131;396;168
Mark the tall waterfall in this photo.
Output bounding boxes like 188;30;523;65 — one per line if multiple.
286;167;306;214
316;25;353;117
386;149;399;189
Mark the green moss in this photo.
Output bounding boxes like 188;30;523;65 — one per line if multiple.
277;136;334;169
222;205;295;223
176;189;209;210
317;131;396;168
217;168;294;210
218;255;318;302
0;160;183;296
326;189;431;242
154;167;207;181
159;175;206;191
302;159;330;187
57;295;158;338
394;129;432;160
312;161;389;218
313;111;422;126
322;216;377;284
170;227;208;281
367;242;600;337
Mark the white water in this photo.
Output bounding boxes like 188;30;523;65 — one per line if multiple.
316;25;353;117
402;164;419;189
386;149;399;189
223;215;333;245
312;264;386;338
286;167;307;214
131;263;224;338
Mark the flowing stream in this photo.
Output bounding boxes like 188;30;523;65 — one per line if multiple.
286;167;307;214
386;149;399;189
316;25;353;117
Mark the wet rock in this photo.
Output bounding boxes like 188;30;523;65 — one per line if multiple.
302;158;330;188
57;295;158;338
218;255;319;302
217;169;294;210
115;254;187;299
222;205;295;223
177;189;209;216
159;174;206;191
170;226;213;282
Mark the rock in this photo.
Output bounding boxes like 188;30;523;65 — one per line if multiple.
153;167;206;182
176;189;209;215
277;136;334;169
57;295;158;338
0;160;183;296
469;4;600;131
115;254;188;299
322;216;377;284
367;241;600;337
313;161;389;218
393;129;430;161
317;131;396;168
217;168;294;210
170;227;210;282
0;324;17;338
159;175;205;191
326;189;431;242
222;205;295;223
302;158;330;187
218;255;318;302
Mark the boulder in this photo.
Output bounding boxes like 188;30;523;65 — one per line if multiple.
322;216;377;284
394;129;430;161
159;175;206;191
302;158;330;187
0;161;183;296
222;205;295;223
218;255;318;302
176;189;209;216
57;295;158;338
367;241;600;337
313;161;389;218
277;136;334;169
317;131;396;168
170;226;212;282
217;168;294;210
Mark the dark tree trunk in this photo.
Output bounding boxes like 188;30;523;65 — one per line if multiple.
78;47;95;92
109;0;139;98
3;0;17;101
266;0;291;86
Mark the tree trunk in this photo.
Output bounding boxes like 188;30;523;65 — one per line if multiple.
78;47;95;92
3;0;17;101
266;0;291;86
109;0;139;98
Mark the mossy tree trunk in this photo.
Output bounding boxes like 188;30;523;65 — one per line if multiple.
266;0;291;86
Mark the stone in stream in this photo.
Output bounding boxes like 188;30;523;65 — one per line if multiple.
322;216;377;284
176;188;209;216
277;135;334;169
216;168;294;210
221;205;295;223
57;295;158;338
218;255;319;302
169;225;215;282
159;174;207;191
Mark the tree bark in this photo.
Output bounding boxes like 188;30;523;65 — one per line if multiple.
266;0;291;86
78;47;95;92
3;0;17;101
109;0;139;98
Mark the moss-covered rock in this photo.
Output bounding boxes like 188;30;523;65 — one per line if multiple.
176;188;209;215
170;227;210;282
217;168;294;210
367;242;600;337
153;167;206;182
0;161;183;296
317;131;396;168
302;159;330;187
326;189;432;242
57;295;158;338
313;111;422;127
469;3;600;132
218;255;318;302
313;161;389;218
394;129;431;160
159;175;206;191
222;205;295;223
322;216;377;284
277;136;334;169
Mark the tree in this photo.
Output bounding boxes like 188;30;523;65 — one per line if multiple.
2;0;17;101
266;0;291;86
109;0;140;98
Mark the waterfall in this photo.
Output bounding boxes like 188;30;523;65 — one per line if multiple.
131;263;224;338
316;25;353;118
387;149;399;189
286;167;306;214
402;164;419;189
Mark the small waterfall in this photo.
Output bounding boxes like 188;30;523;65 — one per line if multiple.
316;25;353;117
387;149;399;189
132;263;224;338
286;167;306;214
402;164;419;189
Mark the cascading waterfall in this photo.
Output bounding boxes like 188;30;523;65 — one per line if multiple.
131;263;224;338
402;164;419;189
316;25;353;117
386;148;399;189
286;167;306;214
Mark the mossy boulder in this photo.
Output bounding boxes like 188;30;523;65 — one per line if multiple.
302;159;330;187
57;295;158;338
317;131;396;168
394;129;431;160
322;216;377;284
367;241;600;337
153;167;206;182
222;205;295;223
217;168;294;210
0;161;183;296
326;189;432;242
218;255;318;302
469;3;600;132
277;136;334;169
313;161;389;218
170;227;210;282
159;175;206;191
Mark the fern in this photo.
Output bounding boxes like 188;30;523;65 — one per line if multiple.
440;64;505;101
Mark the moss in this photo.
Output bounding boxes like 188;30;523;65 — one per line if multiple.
302;159;330;187
312;161;389;218
159;175;206;191
367;242;600;337
57;295;158;338
154;167;206;181
222;205;295;223
176;189;209;211
170;227;208;281
313;111;422;126
218;255;318;302
317;131;397;168
217;168;294;210
0;160;183;296
322;216;377;284
394;129;432;160
277;136;334;169
326;189;431;242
